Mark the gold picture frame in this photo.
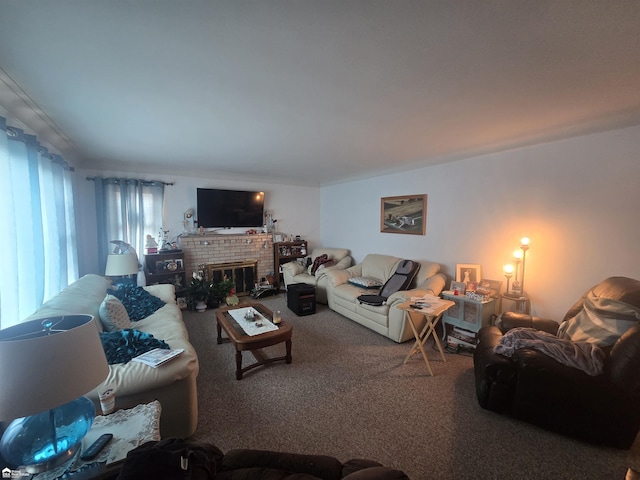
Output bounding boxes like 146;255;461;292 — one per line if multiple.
380;194;427;235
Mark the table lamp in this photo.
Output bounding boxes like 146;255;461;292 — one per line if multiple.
105;253;139;278
0;315;109;473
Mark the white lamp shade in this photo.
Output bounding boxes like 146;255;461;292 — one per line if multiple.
0;315;109;421
105;253;139;276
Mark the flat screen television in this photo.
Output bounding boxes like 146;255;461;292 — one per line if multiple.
196;188;264;228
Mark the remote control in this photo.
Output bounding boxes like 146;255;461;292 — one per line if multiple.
80;433;113;461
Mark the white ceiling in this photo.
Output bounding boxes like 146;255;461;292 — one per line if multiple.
1;1;639;186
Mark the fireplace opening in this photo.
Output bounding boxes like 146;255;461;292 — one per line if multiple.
206;260;258;296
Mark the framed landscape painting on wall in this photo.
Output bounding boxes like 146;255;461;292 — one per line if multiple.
380;194;427;235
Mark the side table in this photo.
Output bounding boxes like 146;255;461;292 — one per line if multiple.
397;296;454;376
440;292;496;339
502;293;531;314
31;401;161;480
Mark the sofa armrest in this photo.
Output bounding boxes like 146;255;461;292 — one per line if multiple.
282;260;305;277
315;256;352;279
325;264;362;287
415;272;446;296
498;312;559;335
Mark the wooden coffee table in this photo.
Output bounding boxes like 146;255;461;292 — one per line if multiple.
216;302;292;380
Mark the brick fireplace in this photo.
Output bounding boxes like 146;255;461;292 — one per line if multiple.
180;233;274;294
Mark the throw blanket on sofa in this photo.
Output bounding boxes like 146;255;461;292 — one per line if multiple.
101;328;170;365
494;327;605;376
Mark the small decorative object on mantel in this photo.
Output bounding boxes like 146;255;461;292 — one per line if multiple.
145;234;158;254
158;228;171;251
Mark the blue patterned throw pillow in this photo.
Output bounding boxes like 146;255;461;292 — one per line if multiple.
111;284;166;321
100;329;169;364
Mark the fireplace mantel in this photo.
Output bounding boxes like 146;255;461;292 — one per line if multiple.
180;233;274;286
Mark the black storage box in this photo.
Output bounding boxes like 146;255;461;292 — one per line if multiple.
287;283;316;316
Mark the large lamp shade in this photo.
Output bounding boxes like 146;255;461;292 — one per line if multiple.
105;253;139;276
0;315;109;472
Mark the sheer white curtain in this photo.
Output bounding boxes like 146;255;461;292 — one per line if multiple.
0;116;78;329
94;178;164;276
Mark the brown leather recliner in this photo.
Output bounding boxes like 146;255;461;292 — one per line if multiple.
473;276;640;449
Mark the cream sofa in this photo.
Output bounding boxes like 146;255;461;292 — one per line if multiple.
325;254;446;343
24;274;199;438
282;247;352;303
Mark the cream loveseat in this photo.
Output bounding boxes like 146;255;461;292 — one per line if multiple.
325;254;446;343
282;247;352;303
24;274;199;438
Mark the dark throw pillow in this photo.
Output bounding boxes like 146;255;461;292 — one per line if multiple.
100;328;170;365
111;283;166;321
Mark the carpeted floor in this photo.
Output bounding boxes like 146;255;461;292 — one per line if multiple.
183;295;633;479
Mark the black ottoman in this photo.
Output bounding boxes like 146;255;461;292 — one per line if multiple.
287;283;316;316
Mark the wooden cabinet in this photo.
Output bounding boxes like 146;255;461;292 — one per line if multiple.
144;251;186;297
441;292;495;336
273;240;307;289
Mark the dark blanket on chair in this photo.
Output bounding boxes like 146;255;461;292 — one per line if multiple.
100;328;169;365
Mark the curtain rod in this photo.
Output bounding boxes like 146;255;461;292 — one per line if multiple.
85;176;174;186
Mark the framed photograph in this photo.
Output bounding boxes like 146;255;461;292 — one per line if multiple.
273;234;284;243
175;259;183;270
456;264;481;285
450;281;466;294
477;279;503;298
177;297;187;309
380;194;427;235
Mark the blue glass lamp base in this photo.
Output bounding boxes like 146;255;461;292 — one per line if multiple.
0;396;95;473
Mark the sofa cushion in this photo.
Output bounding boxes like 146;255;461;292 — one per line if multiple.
360;254;400;282
348;276;383;289
112;283;166;321
143;283;178;305
99;294;132;331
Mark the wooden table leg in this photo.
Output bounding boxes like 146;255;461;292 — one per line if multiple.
285;339;292;364
235;350;243;380
430;315;447;362
403;311;434;376
217;320;223;344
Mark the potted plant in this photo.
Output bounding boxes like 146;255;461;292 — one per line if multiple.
187;271;213;312
212;277;236;306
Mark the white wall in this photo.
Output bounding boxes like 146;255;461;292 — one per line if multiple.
74;125;640;320
320;125;640;320
74;170;321;276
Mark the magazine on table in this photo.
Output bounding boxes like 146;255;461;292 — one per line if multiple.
133;348;184;368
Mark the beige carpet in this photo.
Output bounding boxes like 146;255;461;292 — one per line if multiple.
183;295;633;479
